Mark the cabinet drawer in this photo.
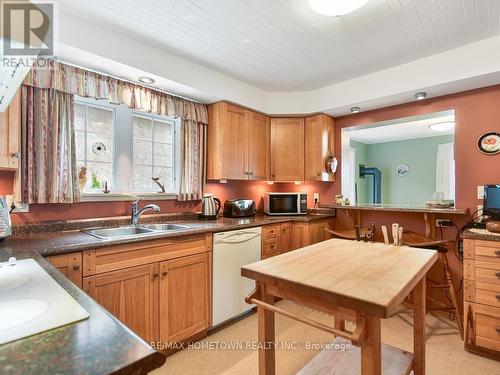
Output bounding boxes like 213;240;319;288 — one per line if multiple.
476;243;500;260
262;239;280;259
475;260;500;285
476;312;500;351
476;287;500;307
262;225;280;240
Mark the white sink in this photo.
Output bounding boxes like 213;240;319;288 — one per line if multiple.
0;299;50;330
0;259;89;345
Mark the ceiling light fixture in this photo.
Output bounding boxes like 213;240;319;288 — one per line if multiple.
351;106;361;113
308;0;369;16
415;92;427;100
429;121;455;132
138;76;155;84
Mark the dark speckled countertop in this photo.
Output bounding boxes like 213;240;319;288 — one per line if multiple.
0;250;165;375
2;213;336;257
462;228;500;242
0;212;335;374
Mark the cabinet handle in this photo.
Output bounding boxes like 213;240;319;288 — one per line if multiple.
152;272;159;278
496;272;500;278
10;152;20;159
72;264;80;270
249;171;253;175
496;295;500;300
496;327;500;333
162;271;168;277
495;250;500;256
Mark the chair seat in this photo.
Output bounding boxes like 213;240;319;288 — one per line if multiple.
325;228;370;240
402;230;451;252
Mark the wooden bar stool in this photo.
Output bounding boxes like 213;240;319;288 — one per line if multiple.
402;230;463;338
324;222;376;242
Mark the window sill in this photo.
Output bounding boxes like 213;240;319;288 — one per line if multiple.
80;192;178;202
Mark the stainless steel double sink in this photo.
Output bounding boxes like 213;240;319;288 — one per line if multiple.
83;223;192;240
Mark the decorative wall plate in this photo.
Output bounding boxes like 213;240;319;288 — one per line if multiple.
395;164;410;177
477;132;500;155
92;142;107;155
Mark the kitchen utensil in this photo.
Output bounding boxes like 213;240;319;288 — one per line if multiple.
0;196;12;240
392;223;400;246
381;225;389;245
201;193;221;220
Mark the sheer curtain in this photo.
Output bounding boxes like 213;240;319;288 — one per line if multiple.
342;146;357;205
436;142;455;200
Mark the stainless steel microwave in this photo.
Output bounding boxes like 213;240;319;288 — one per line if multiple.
264;192;307;215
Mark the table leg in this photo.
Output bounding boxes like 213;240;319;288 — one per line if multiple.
412;278;426;375
360;315;381;375
258;286;275;375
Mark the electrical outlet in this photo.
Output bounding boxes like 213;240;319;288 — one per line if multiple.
5;195;29;213
313;193;320;203
436;219;453;227
477;185;485;200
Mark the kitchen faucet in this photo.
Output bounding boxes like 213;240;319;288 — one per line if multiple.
131;198;160;225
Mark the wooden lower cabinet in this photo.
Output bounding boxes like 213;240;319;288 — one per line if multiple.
46;252;83;288
159;253;210;344
82;234;212;347
83;263;159;343
464;238;500;359
263;220;333;259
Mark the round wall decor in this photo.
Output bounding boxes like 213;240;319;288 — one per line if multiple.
395;164;410;177
477;132;500;155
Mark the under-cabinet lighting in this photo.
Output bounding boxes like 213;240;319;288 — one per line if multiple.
415;92;427;100
138;76;155;84
429;122;455;132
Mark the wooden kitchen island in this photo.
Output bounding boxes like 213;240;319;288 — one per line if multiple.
241;238;438;375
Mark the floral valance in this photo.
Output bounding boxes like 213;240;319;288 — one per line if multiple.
24;58;208;124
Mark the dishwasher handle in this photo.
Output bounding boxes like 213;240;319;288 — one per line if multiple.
214;232;261;244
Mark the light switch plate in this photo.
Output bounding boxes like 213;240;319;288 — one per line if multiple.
477;185;484;199
313;193;320;202
5;195;29;213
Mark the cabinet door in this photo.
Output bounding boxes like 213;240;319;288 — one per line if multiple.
309;219;332;245
0;89;21;170
159;253;210;344
305;114;335;182
47;252;83;288
270;118;305;181
292;222;310;250
83;263;159;343
246;111;269;180
280;222;293;253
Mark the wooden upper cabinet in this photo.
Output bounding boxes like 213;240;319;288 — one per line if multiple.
159;253;210;344
207;102;269;181
305;114;335;182
270;118;305;181
0;89;21;170
83;263;159;343
246;111;269;181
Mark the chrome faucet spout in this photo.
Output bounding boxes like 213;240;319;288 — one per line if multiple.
131;199;160;225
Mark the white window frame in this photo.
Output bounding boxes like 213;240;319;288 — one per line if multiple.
75;97;180;202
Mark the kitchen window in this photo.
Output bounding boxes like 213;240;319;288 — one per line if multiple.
75;97;179;199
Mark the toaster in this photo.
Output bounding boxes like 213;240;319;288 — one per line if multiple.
223;199;256;218
0;196;12;240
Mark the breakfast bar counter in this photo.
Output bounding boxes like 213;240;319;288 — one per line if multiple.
241;239;438;375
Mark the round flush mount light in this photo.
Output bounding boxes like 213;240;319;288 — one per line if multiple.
351;106;361;113
415;92;427;100
429;121;455;132
308;0;370;16
138;76;155;84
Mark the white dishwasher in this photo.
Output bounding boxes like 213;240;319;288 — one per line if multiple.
212;226;261;328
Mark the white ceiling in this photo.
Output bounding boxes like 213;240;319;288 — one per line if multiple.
58;0;500;92
347;112;455;144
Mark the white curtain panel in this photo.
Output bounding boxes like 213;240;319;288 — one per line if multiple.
436;142;455;200
342;145;357;204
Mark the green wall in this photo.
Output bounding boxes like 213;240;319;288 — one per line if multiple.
350;135;454;205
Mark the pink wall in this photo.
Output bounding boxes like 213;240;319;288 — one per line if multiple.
2;84;499;229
